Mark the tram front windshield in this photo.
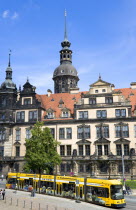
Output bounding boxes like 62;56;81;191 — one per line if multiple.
110;185;124;200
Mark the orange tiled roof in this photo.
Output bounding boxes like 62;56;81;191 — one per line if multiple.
36;92;87;120
36;88;136;120
115;88;136;113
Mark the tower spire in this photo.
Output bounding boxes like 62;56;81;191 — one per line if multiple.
64;9;68;41
8;49;11;67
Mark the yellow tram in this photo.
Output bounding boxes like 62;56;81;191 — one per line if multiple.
6;173;126;208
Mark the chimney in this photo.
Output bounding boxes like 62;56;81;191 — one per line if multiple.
47;89;52;97
130;82;136;89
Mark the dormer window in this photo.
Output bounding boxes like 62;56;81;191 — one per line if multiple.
62;111;69;118
61;107;70;118
24;98;31;105
47;112;54;119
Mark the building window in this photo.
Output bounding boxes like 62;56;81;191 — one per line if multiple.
62;111;69;118
59;128;65;139
47;112;54;119
85;164;91;173
122;125;129;138
77;127;83;139
29;111;37;121
15;146;20;157
103;126;109;138
85;145;90;156
79;111;88;119
84;127;90;138
134;125;136;137
66;164;71;172
16;111;25;122
67;145;71;156
26;129;31;139
50;128;55;138
96;110;107;118
115;125;129;138
16;129;21;141
102;89;106;92
116;144;122;156
95;90;98;93
79;164;84;172
118;164;130;173
115;109;126;117
66;128;72;139
104;145;109;155
77;126;90;139
96;127;102;138
99;162;108;173
24;98;31;105
96;126;109;138
97;145;102;156
105;97;113;104
79;145;83;156
0;113;5;121
0;146;4;157
60;164;65;172
89;98;96;105
0;129;6;141
124;144;129;156
60;145;65;156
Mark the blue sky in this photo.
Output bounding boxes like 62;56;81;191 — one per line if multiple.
0;0;136;94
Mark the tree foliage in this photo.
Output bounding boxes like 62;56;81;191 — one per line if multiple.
24;121;61;174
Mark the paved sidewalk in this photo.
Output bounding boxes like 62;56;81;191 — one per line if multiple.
0;189;111;210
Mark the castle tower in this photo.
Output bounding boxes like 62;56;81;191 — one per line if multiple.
53;11;79;93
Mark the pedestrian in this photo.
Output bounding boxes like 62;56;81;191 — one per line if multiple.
0;189;2;200
2;189;5;200
123;185;126;195
1;175;4;181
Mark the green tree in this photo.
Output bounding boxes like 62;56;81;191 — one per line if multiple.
24;121;61;174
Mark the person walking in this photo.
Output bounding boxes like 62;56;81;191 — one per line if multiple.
0;189;2;200
2;189;5;200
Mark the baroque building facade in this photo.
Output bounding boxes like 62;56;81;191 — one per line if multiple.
1;23;136;180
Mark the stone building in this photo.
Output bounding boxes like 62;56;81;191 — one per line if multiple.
1;18;136;179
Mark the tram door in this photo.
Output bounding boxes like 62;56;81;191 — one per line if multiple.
56;184;60;195
80;186;83;198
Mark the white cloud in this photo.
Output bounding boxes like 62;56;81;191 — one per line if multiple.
2;10;9;18
11;12;19;20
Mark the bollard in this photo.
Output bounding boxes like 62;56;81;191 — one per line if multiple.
46;204;48;210
23;200;25;208
16;199;18;206
31;201;33;210
39;203;40;210
10;198;12;205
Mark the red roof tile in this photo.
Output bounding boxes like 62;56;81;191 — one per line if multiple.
36;88;136;119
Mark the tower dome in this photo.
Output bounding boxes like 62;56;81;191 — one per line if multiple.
53;11;79;93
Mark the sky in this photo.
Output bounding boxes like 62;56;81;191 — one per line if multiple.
0;0;136;94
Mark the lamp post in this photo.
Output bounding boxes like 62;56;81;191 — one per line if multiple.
120;123;125;188
121;144;125;187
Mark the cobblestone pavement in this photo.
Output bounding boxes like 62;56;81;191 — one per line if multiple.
0;189;112;210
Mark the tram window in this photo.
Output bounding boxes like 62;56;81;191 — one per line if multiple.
40;181;53;188
86;186;109;198
24;179;33;186
62;183;75;193
8;178;16;184
110;185;124;200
